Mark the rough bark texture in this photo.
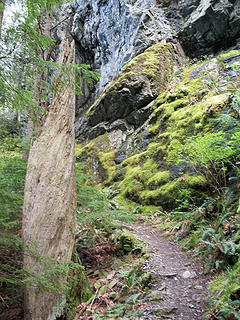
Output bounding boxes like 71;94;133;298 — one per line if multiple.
22;40;76;320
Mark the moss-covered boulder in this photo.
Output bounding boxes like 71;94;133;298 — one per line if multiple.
75;133;118;184
86;43;184;139
115;232;144;255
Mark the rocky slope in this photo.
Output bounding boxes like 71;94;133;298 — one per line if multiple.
71;0;240;136
69;0;240;197
76;47;240;205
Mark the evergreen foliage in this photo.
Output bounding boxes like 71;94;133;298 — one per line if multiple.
76;164;135;252
167;127;240;197
0;0;100;116
0;134;25;314
0;1;100;317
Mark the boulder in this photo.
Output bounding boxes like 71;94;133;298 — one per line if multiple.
179;0;240;56
86;43;183;133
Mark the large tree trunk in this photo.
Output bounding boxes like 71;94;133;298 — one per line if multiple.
22;40;76;320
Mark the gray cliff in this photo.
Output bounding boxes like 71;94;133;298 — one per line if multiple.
72;0;174;96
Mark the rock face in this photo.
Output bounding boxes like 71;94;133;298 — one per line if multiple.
80;43;184;142
72;0;174;94
71;0;240;90
178;0;240;56
76;47;240;204
71;0;240;203
23;41;76;320
71;0;240;139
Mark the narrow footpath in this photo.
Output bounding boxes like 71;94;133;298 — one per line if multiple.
130;224;209;320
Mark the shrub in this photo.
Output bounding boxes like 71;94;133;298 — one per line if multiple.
167;131;239;197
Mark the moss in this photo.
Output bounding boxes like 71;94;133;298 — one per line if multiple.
86;91;106;116
75;134;117;183
143;158;158;174
147;170;171;188
150;77;210;138
120;178;144;200
154;98;188;119
75;143;83;157
204;93;230;114
145;142;159;156
99;150;117;184
169;101;206;133
183;174;206;187
219;49;239;59
138;174;206;207
119;43;176;87
75;141;94;159
112;71;137;87
122;152;146;167
119;166;145;197
65;253;93;320
126;166;146;182
181;62;203;83
116;232;144;254
179;78;205;95
119;159;160;201
139;180;178;205
146;142;167;159
87;43;177;120
114;194;140;211
155;132;171;145
154;92;168;106
141;205;161;215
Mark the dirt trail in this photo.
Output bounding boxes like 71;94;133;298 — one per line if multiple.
130;224;209;320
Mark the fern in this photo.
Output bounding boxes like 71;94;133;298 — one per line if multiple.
76;166;135;248
202;228;216;240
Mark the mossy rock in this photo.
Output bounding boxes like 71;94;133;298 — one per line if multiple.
139;174;207;208
65;253;93;320
77;48;240;215
139;272;152;288
86;43;181;128
115;232;145;254
75;134;117;184
116;232;136;253
147;171;171;189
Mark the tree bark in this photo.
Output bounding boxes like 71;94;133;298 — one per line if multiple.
22;40;76;320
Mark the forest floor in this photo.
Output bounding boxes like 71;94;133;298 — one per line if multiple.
76;223;210;320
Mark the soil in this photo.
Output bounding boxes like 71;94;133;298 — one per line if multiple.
129;224;209;320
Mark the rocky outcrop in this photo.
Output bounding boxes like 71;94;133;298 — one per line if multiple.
76;48;240;206
78;43;184;142
71;0;240;140
70;0;240;206
178;0;240;56
71;0;240;88
72;0;174;94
